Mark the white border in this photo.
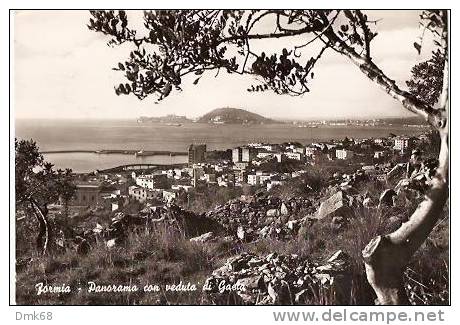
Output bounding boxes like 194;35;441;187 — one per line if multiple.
2;1;458;324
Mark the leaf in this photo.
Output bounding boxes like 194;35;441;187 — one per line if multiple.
414;42;422;55
193;78;200;85
118;62;125;71
163;83;172;97
119;84;126;94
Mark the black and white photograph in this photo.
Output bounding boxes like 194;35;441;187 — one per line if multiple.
9;7;450;312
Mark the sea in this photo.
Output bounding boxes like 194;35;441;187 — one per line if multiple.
15;119;428;173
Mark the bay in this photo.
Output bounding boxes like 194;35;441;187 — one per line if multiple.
15;119;427;173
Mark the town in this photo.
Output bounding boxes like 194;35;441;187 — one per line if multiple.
68;131;436;213
16;127;444;306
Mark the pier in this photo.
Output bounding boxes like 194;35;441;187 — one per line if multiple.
98;163;188;173
40;149;188;157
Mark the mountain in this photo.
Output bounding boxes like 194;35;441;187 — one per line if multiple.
197;107;279;125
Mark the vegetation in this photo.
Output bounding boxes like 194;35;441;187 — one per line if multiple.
87;9;448;304
15;138;76;255
16;187;448;305
197;107;278;124
177;184;243;214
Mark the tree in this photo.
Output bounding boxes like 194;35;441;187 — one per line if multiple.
406;50;445;107
15;139;76;254
88;10;449;304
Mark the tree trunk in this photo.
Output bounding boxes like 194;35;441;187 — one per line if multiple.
29;199;51;255
362;126;448;304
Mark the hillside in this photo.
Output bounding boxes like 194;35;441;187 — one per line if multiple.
197;107;279;124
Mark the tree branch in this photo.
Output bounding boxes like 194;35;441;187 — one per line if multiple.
322;25;444;129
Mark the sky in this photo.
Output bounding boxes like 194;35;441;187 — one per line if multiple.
13;10;435;120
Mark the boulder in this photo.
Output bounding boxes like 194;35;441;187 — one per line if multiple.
266;209;280;217
237;226;245;240
280;203;289;215
315;191;350;220
204;251;351;305
236;275;264;290
190;232;214;243
106;238;117;248
379;189;397;207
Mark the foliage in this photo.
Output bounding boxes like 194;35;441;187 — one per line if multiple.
86;10;380;100
15;138;76;253
15;138;76;209
406;51;445;106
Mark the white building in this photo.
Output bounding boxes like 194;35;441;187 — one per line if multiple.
394;137;413;152
284;152;304;161
256;152;285;163
305;146;318;157
135;173;167;189
247;174;259;186
336;149;354;160
232;147;254;163
128;185;160;202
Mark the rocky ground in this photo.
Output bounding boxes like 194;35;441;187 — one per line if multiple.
16;156;447;305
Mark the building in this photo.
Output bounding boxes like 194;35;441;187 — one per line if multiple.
204;173;217;183
192;165;205;187
188;144;206;165
70;183;102;207
394;137;413;153
247;174;260;186
336;149;354;160
217;173;235;187
256;152;285;163
232;147;255;163
284;152;304;161
171;184;193;192
234;162;249;170
305;146;318;158
128;185;160;202
163;190;179;203
374;151;386;159
234;170;248;184
135;173;168;189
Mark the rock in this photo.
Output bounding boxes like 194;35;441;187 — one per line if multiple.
190;232;214;243
280;203;289;215
266;209;280;217
93;223;103;234
267;282;278;303
363;197;372;208
237;226;245;240
315;191;351;220
236;275;264;290
248;257;264;267
286;220;298;230
106;238;117;248
379;189;397;207
204;251;351;305
331;216;345;231
327;250;347;263
294;289;310;303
